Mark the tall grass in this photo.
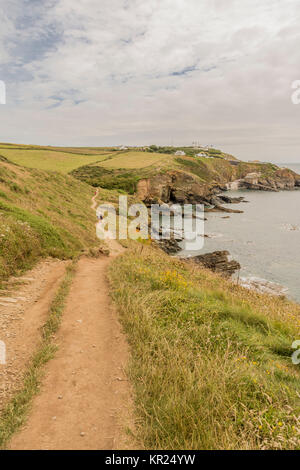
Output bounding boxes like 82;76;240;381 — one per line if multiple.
109;244;300;450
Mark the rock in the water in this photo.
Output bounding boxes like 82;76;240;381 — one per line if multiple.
156;238;182;255
205;204;243;213
218;195;247;204
226;168;300;192
185;250;240;277
239;277;288;296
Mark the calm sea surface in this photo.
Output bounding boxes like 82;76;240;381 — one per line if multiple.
180;163;300;302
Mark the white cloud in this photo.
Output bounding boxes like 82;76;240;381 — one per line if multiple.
0;0;300;160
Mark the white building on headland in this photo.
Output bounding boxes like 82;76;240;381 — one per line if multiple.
197;152;216;158
174;150;186;156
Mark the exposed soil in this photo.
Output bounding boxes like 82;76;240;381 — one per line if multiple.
7;192;135;450
0;259;67;410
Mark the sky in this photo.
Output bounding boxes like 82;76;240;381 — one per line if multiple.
0;0;300;162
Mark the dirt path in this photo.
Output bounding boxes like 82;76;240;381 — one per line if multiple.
91;188;99;210
9;193;135;450
0;259;67;410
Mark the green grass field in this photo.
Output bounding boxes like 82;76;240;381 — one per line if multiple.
0;142;116;155
70;150;180;193
0;145;175;174
98;151;174;169
0;148;110;173
0;144;267;188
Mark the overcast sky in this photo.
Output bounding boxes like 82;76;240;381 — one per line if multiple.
0;0;300;161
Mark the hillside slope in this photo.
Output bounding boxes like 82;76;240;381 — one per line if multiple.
71;149;300;203
0;143;299;450
0;159;100;283
109;242;300;450
2;143;299;203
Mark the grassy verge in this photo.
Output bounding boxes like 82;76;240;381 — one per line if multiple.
109;244;300;450
0;260;77;449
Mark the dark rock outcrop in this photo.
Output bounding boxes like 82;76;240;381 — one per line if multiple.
227;169;300;192
155;238;182;255
243;181;279;192
205;205;243;214
137;171;217;206
185;250;240;277
217;195;247;204
137;166;300;210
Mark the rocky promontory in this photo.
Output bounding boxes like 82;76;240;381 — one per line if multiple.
226;168;300;192
184;251;241;277
137;164;300;212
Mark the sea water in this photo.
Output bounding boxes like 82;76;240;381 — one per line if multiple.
180;163;300;302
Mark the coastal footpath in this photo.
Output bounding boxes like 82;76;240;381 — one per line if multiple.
0;144;299;450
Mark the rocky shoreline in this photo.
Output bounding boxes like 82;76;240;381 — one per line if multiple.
183;250;241;277
238;276;288;297
149;164;300;293
137;166;300;213
225;169;300;192
156;236;290;296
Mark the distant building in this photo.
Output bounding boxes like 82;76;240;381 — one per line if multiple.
197;153;217;158
119;145;128;150
174;150;186;156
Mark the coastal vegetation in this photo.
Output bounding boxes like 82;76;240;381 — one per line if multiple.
109;242;300;450
2;143;296;198
0;142;299;449
0;157;117;284
70;148;299;198
0;148;110;173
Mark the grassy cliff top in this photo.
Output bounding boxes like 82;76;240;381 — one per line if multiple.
109;242;300;449
0;143;285;185
71;149;284;194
